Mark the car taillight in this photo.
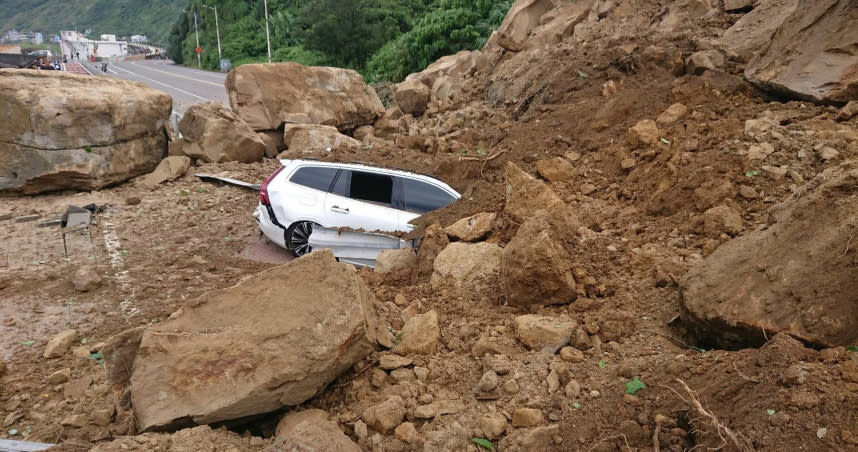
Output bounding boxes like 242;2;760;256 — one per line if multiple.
259;166;285;206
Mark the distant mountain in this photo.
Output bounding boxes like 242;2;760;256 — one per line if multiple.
0;0;184;44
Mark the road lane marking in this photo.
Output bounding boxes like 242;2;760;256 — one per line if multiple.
111;64;209;101
128;61;224;87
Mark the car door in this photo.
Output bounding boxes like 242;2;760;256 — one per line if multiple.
274;165;338;225
323;169;403;233
397;176;459;229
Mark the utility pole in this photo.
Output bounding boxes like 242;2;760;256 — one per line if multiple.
202;3;221;60
193;9;201;68
263;0;272;63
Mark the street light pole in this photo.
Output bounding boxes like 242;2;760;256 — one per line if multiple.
263;0;272;63
202;3;221;60
193;9;201;68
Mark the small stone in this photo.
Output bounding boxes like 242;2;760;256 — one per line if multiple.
414;366;430;382
513;315;577;350
780;365;809;386
738;185;758;199
394;294;408;306
703;205;743;238
393;310;440;355
44;329;77;359
621;158;636;170
623;393;641;406
395;422;419;443
362;396;405;433
91;408;114;426
413;403;438;419
819;147;839;161
559;347;584;363
580;183;597;195
656;103;688;126
354;420;368;439
480;412;507;439
379;354;413;370
390;368;416;382
747;142;775;160
546;369;560;394
565;380;581;398
589;390;601;398
61;414;88;428
761;165;788;180
565;151;581;162
484;354;513;375
47;368;71;385
788;170;804;184
477;370;499;392
73;268;103;292
125;196;142;206
512;408;544;427
627;119;660;147
503;379;520;394
370;368;387;388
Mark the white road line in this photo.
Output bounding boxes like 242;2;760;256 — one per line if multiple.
79;63;93;75
111;63;209;101
101;217;139;318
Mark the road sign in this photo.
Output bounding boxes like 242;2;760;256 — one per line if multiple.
194;46;202;54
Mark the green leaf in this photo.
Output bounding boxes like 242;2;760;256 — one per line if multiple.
8;429;18;436
692;346;706;354
471;438;494;450
572;402;581;409
847;346;858;352
598;360;606;368
625;376;647;395
20;340;35;346
80;338;88;344
88;351;103;360
576;70;589;78
766;409;775;416
745;170;759;177
660;137;671;145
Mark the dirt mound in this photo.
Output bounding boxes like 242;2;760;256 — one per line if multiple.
681;161;858;349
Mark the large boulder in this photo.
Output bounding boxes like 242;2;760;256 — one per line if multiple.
504;162;577;229
501;211;576;308
394;78;430;116
225;63;385;131
431;242;503;294
681;162;858;348
283;124;361;152
494;0;555;52
141;156;191;188
0;70;170;194
123;249;379;431
719;0;798;63
403;50;487;105
744;0;858;104
177;102;265;163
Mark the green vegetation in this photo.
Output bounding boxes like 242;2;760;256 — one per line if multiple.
167;0;512;81
0;0;183;44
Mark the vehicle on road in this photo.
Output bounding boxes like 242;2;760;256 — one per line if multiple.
254;159;460;256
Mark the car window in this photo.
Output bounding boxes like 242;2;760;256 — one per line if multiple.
289;166;338;192
349;171;393;206
401;178;457;214
331;170;350;197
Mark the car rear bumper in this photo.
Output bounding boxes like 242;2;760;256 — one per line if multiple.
254;204;287;249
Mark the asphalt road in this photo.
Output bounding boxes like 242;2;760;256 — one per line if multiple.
81;59;229;113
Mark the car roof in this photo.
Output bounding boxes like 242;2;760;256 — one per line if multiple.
279;159;460;196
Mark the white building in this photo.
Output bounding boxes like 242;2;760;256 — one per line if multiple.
130;35;148;43
60;30;128;60
33;32;43;44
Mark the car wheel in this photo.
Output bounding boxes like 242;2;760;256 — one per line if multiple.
286;221;319;257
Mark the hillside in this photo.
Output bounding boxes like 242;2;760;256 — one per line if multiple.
0;0;183;44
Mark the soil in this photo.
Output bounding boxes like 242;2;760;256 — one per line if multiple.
2;1;858;451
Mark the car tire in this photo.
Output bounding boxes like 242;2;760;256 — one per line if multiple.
286;221;319;257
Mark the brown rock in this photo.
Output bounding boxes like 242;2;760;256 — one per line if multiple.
225;63;384;131
627;119;660;148
504;162;577;227
362;396;406;433
0;70;170;194
836;101;858;122
379;354;412;370
721;0;798;62
47;368;71;384
511;408;544;427
501;211;576;307
283;123;361;152
44;329;77;358
431;242;502;294
495;0;554;51
685;50;725;75
177;102;266;163
274;409;359;452
445;212;496;242
395;422;419;443
374;248;417;274
393;310;439;355
73;267;103;292
656;103;688;126
703;205;743;237
536;157;577;182
61;414;88;428
514;315;576;350
141;156;191;188
127;250;378;431
480;412;507;439
394;79;430;116
417;223;449;278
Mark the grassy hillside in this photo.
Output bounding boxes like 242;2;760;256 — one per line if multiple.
0;0;184;44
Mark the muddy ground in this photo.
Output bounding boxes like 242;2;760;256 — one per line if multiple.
3;2;858;451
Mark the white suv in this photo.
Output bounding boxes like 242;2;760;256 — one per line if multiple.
254;159;460;256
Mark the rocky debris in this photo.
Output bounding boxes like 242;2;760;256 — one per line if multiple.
176;102;266;163
44;329;77;358
88;425;265;452
394;78;430;116
819;147;840;161
275;409;360;452
394;422;419;443
480;412;508;439
536;157;577;182
511;408;544;427
656;103;688;126
374;248;417;274
393;310;440;355
681;163;858;348
514;315;576;350
703;205;743;237
124;249;378;431
416;223;449;278
362;396;406;433
495;0;554;51
747;142;775;161
504;162;576;226
431;242;502;294
0;70;170;194
72;267;103;292
353;125;375;141
225;63;384;131
501;211;576;307
444;212;496;242
627;119;660;148
761;165;788;180
744;0;858;103
837;101;858;122
685;50;725;75
141;156;191;189
379;354;412;370
283;124;361;152
47;368;71;384
373;107;404;140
